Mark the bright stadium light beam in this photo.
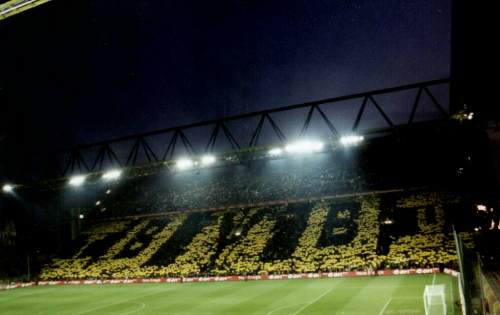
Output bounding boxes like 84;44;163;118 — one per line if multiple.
284;140;324;154
340;134;364;146
69;175;86;187
2;184;14;193
268;148;283;157
102;169;122;181
176;158;194;170
200;155;216;166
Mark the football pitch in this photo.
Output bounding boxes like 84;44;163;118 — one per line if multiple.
0;274;459;314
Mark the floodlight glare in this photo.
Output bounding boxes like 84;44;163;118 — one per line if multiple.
79;214;85;219
200;155;216;166
268;148;283;156
340;134;364;146
285;140;324;154
102;169;122;181
234;227;242;237
176;158;194;170
69;175;86;186
2;184;14;193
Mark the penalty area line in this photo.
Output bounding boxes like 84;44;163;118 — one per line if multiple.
72;286;168;315
377;297;392;315
290;287;334;315
119;302;146;315
266;303;304;315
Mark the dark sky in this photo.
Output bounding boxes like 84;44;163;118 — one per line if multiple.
0;0;452;176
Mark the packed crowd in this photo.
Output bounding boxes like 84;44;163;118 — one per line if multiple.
86;130;461;219
39;193;473;280
93;150;396;217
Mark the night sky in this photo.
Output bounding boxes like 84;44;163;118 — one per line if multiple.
0;0;453;177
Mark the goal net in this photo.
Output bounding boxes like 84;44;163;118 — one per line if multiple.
423;284;447;315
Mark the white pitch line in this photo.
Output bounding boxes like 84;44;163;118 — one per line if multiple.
390;297;421;300
432;273;437;285
377;297;392;315
266;303;303;315
0;288;58;301
73;287;167;315
290;287;334;315
120;302;146;315
450;282;455;315
309;284;432;290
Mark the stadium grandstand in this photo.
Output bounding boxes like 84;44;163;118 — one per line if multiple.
2;97;496;314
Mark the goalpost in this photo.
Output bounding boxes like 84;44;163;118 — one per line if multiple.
423;284;447;315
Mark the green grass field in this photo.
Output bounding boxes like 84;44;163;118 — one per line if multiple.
0;274;459;314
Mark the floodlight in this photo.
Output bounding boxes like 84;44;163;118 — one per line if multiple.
96;201;101;206
477;204;487;211
106;189;112;194
2;184;14;193
285;140;324;154
69;175;86;186
200;155;216;166
234;227;242;237
79;214;84;219
268;148;283;156
340;134;364;146
383;219;393;225
102;169;122;181
176;158;194;170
